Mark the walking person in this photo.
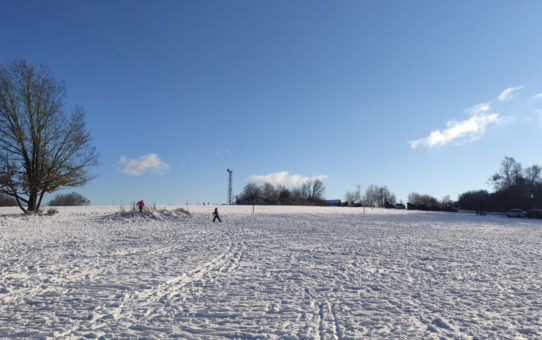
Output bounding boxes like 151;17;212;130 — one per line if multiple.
136;200;145;213
212;207;222;222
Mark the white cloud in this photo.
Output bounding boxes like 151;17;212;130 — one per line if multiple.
119;153;170;176
215;149;231;155
531;92;542;100
250;171;328;186
498;86;523;101
410;112;500;149
466;102;490;115
532;109;542;123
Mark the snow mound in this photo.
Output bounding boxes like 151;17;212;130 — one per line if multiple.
102;209;191;222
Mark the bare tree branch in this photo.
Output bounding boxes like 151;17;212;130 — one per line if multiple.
0;58;97;213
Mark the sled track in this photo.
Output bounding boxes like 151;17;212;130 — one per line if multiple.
9;208;542;339
305;287;342;340
56;241;243;337
114;241;241;319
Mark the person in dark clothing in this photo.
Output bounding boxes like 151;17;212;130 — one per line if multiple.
213;207;222;222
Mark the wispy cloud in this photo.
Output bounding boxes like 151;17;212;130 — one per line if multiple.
410;103;500;149
250;171;327;186
215;149;231;156
119;153;170;176
466;102;490;115
498;86;523;102
531;92;542;100
531;109;542;123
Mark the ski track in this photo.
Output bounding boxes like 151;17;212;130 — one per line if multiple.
0;206;541;339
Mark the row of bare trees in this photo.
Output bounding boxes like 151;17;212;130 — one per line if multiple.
236;180;326;205
345;157;542;211
406;192;454;207
343;184;397;207
345;185;447;208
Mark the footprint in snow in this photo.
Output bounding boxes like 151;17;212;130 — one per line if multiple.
432;317;451;329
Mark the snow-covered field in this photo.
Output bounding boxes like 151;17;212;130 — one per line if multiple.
1;205;541;339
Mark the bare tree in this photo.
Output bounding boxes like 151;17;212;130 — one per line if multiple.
362;185;379;207
407;192;419;204
440;195;454;206
310;179;325;200
235;183;262;203
408;192;438;206
261;182;278;204
457;190;490;211
290;187;304;204
525;165;542;187
0;58;98;213
490;156;523;191
364;184;396;207
345;184;362;204
344;191;357;203
301;179;326;202
355;184;362;204
277;185;291;205
300;182;311;200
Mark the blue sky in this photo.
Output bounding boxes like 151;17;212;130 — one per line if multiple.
1;1;542;205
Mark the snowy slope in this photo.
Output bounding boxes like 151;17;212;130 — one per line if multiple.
1;206;541;339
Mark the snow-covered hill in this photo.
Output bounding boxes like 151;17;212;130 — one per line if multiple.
1;206;541;339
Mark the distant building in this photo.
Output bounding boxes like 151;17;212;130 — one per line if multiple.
326;199;341;206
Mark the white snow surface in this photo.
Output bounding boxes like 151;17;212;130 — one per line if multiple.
1;205;541;339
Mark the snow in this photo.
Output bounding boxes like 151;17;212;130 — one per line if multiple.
1;205;541;339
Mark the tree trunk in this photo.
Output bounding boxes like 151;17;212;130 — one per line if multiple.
36;191;46;213
27;191;38;213
14;196;27;214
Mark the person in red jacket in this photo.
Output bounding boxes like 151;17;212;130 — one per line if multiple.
136;200;145;212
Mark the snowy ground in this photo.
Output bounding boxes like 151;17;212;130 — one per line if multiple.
1;205;541;339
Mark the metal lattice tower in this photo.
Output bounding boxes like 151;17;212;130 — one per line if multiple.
227;169;233;204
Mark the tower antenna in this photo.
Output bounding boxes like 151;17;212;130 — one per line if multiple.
227;169;233;205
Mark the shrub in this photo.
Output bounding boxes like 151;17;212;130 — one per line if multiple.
48;192;90;206
46;208;58;216
0;193;17;207
175;207;192;216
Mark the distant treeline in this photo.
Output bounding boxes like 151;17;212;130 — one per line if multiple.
342;156;541;212
358;157;541;212
457;157;541;211
360;157;541;212
236;180;326;205
343;186;452;208
48;192;90;206
0;193;17;207
0;192;91;207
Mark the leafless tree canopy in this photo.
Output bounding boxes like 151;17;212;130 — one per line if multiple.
301;179;325;201
407;192;439;206
363;184;396;207
490;156;523;191
345;184;362;204
0;58;98;213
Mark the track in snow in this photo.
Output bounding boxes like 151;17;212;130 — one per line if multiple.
1;206;541;339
